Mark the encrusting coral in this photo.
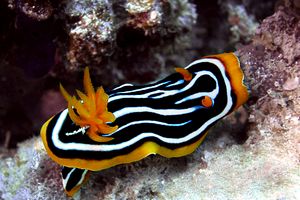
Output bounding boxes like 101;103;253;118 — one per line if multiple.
62;0;198;85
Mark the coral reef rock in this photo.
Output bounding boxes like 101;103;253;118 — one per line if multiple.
62;0;197;86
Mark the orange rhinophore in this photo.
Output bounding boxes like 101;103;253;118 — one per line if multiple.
175;67;193;81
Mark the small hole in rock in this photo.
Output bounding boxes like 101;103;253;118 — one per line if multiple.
116;26;146;48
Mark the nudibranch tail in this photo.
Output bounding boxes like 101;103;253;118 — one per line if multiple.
61;167;90;197
59;67;118;142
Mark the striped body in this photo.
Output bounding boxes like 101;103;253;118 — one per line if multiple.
41;53;248;196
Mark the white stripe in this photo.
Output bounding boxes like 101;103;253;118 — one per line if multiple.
112;83;133;90
109;90;163;102
113;106;201;119
110;81;170;96
109;71;216;102
166;79;184;87
52;58;233;152
185;58;223;70
75;169;88;187
62;168;75;189
175;90;216;105
104;120;191;137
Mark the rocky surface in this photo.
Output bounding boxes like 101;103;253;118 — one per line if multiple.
1;0;299;200
0;0;274;147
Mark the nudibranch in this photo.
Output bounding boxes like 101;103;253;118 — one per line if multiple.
40;53;248;196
